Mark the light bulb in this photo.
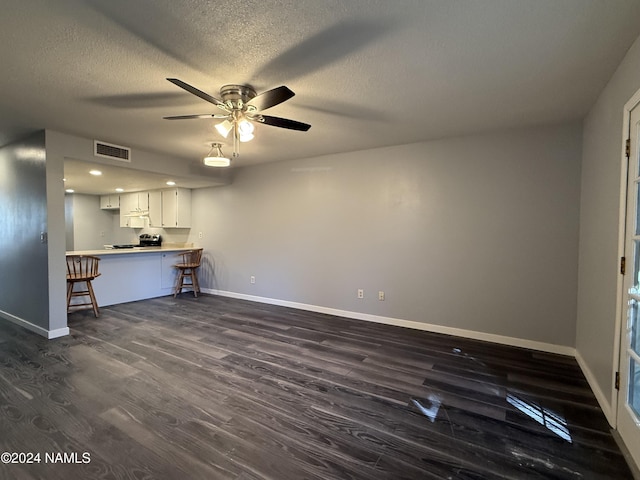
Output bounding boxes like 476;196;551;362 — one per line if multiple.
239;132;254;142
215;120;233;138
238;119;254;135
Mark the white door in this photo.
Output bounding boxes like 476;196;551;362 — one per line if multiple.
619;102;640;469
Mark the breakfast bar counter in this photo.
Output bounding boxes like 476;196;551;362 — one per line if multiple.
67;245;195;256
66;246;199;307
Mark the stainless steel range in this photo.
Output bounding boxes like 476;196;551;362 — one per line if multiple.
138;234;162;247
112;234;162;249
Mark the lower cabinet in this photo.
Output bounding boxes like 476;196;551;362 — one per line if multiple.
89;251;188;306
161;252;178;289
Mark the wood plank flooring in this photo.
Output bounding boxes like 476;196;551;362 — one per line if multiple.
0;294;634;479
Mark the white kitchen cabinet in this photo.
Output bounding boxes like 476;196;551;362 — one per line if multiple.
118;188;190;229
100;194;120;210
119;192;148;228
129;191;148;212
119;193;132;227
161;188;191;228
161;252;179;289
148;191;162;227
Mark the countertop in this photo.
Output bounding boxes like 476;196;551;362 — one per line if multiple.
66;245;197;256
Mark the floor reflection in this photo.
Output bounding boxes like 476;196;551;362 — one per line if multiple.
412;395;442;423
506;393;572;443
452;346;489;369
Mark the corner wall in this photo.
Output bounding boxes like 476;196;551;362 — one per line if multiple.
45;131;68;336
0;131;52;335
192;123;582;350
577;34;640;424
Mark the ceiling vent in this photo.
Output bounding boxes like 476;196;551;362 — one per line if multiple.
94;140;131;162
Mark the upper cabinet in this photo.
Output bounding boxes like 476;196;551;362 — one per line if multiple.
148;191;162;228
100;194;120;210
161;188;191;228
119;188;191;229
119;192;149;228
132;191;149;213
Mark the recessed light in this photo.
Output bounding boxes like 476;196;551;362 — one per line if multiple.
63;178;67;182
65;189;74;193
115;188;124;192
166;181;176;186
89;170;102;176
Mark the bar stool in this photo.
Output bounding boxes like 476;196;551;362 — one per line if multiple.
66;255;101;317
173;249;203;298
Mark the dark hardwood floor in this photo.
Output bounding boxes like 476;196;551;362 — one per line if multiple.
0;294;634;479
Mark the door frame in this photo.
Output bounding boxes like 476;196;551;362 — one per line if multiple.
615;88;640;430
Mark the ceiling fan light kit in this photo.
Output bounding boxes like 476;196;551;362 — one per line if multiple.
164;78;311;159
203;143;230;167
214;119;233;138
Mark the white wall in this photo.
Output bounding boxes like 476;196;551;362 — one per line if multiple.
191;123;582;349
577;34;640;423
67;194;117;250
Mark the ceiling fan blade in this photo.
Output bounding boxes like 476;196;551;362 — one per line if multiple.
259;115;311;131
166;78;227;110
163;113;229;120
247;86;295;111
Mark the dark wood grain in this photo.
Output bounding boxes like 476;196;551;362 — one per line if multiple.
0;294;634;479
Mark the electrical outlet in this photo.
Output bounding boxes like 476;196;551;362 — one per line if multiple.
250;275;256;284
357;289;364;299
198;231;203;239
378;291;385;301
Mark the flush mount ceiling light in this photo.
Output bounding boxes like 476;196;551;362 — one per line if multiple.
164;79;311;158
203;143;230;167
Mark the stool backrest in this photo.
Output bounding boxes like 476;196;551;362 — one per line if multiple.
66;255;101;279
178;248;203;267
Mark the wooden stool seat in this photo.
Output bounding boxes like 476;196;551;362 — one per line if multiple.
173;249;203;298
66;255;101;317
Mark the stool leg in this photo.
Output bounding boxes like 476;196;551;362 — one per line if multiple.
87;280;100;317
66;281;73;313
192;268;200;297
174;268;184;298
184;269;194;296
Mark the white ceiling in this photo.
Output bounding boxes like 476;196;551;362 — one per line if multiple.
2;0;640;181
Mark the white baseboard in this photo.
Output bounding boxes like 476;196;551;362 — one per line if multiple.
204;289;576;356
0;309;69;339
47;327;70;339
575;349;615;426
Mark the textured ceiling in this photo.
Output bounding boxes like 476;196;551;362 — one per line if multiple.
2;0;640;172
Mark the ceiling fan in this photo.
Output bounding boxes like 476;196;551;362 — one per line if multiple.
163;78;311;159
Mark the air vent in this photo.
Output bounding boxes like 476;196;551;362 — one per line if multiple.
94;140;131;162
